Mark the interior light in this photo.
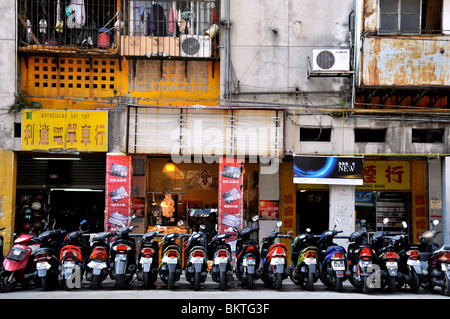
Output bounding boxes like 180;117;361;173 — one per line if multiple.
33;157;81;160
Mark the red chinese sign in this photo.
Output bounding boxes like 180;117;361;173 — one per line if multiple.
105;154;132;232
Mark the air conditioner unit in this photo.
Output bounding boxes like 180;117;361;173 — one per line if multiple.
311;49;350;73
180;35;211;58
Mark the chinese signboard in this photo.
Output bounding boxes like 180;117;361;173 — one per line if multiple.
22;110;108;152
361;160;410;191
293;155;364;185
105;154;132;232
218;157;244;234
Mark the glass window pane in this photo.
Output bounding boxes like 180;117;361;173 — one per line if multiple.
380;0;399;14
401;14;421;32
380;14;399;32
402;0;421;14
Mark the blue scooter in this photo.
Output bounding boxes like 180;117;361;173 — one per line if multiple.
317;219;348;292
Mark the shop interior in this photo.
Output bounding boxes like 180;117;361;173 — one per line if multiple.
132;157;259;235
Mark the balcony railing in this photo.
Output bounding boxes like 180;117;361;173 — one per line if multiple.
18;0;220;59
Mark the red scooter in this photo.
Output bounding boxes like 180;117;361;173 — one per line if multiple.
260;221;291;290
0;234;40;292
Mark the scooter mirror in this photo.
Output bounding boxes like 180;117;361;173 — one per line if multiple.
156;224;162;229
252;215;259;222
432;219;440;226
178;220;184;227
306;228;311;233
227;227;234;232
383;218;389;225
276;221;283;228
402;221;408;229
200;224;206;230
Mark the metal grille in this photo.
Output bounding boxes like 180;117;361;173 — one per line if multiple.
315;51;335;70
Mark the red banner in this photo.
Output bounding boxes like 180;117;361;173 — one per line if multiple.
218;157;244;234
105;154;132;232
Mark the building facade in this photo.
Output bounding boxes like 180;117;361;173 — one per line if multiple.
0;0;448;255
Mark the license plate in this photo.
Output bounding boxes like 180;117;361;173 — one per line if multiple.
167;257;178;264
332;260;345;270
140;257;152;264
386;261;398;269
243;258;255;266
88;261;107;269
305;258;317;265
407;260;421;266
115;254;127;262
214;257;228;264
64;261;75;268
191;257;204;264
270;257;284;265
37;262;51;270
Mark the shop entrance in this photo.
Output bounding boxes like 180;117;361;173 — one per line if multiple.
15;154;106;235
296;190;329;235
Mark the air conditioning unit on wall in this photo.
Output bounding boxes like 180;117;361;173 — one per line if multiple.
180;35;211;58
311;49;350;74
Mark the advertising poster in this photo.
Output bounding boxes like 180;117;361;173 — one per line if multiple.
293;155;364;185
105;154;132;232
259;200;279;220
218;157;244;234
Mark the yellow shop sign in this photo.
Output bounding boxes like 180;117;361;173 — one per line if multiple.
22;110;108;152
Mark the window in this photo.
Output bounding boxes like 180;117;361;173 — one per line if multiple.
355;128;386;142
412;129;444;143
379;0;444;34
300;128;332;142
380;0;421;34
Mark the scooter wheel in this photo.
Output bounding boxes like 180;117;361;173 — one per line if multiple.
0;271;16;293
219;271;227;291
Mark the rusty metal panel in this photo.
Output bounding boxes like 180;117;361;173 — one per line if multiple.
361;36;450;87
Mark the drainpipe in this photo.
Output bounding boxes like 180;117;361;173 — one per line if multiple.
225;0;231;101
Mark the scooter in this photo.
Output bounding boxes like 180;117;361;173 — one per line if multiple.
85;231;114;289
317;219;348;292
290;228;319;291
234;216;261;290
347;228;376;293
389;222;421;293
260;221;290;290
370;218;400;293
34;228;66;291
0;233;40;292
159;229;183;290
58;220;90;290
418;220;450;296
136;229;161;289
209;230;234;291
184;227;209;291
109;225;137;289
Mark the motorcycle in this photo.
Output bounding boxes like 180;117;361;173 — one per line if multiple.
234;215;261;290
159;230;183;289
184;227;209;291
370;218;400;293
136;229;161;289
418;219;450;296
208;230;234;291
0;233;40;292
260;221;290;290
58;220;90;290
389;222;421;293
34;228;66;291
347;228;376;293
85;231;114;289
109;224;137;289
290;228;319;291
317;219;348;292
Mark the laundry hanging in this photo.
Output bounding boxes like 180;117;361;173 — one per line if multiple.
149;3;167;36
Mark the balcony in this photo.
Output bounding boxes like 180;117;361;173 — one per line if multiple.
18;0;220;59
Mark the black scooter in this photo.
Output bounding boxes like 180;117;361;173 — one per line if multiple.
184;228;209;291
110;225;138;289
347;229;376;293
136;229;161;288
208;231;234;290
34;228;66;291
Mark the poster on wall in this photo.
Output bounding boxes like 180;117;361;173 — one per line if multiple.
259;200;279;220
105;153;132;232
218;157;244;234
293;155;364;185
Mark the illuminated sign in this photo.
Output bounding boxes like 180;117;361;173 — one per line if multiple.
22;110;108;152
